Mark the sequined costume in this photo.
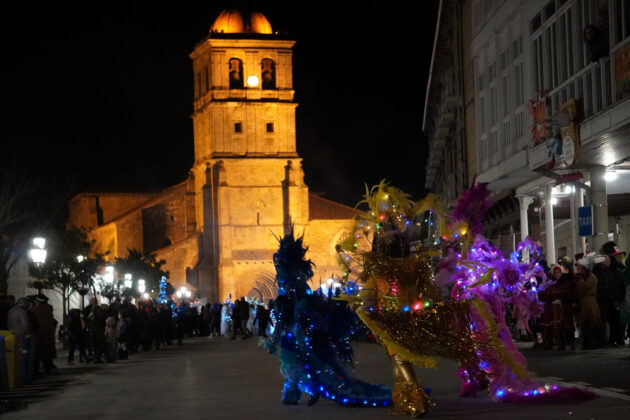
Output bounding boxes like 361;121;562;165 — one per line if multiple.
266;231;391;407
336;181;595;416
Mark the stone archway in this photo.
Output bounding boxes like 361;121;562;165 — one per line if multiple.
246;271;277;302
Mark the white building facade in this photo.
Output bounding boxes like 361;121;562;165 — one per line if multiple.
473;0;630;262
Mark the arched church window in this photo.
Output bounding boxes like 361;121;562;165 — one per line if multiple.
229;58;244;89
261;58;276;89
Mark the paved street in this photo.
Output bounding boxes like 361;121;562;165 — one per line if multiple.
520;343;630;396
1;337;629;419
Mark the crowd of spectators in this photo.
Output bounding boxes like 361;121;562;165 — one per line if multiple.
0;291;275;378
531;240;629;350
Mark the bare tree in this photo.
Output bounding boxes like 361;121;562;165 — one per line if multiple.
0;158;72;293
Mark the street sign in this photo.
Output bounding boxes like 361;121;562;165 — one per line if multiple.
578;206;594;237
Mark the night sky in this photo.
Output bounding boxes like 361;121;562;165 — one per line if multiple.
1;0;438;212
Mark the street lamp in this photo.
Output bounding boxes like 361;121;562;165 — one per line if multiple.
604;170;617;181
124;273;132;289
100;265;116;302
137;279;146;294
29;237;47;293
29;237;47;265
104;266;114;284
76;255;90;310
176;286;191;299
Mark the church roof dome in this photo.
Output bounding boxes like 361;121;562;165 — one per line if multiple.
210;9;273;35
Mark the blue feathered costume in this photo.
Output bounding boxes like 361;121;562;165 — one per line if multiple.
266;231;392;407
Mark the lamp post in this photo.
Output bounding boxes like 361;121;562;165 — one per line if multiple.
77;255;90;310
104;266;114;284
137;279;146;298
176;286;191;300
103;265;115;302
124;273;133;289
28;237;47;293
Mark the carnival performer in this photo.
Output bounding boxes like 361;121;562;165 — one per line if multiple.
220;299;232;337
436;183;595;401
336;181;594;417
266;230;391;407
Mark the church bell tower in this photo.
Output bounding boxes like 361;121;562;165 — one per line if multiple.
189;9;309;301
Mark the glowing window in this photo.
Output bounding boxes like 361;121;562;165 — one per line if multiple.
229;58;244;89
261;58;276;89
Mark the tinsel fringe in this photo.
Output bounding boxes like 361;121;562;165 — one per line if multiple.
356;308;439;369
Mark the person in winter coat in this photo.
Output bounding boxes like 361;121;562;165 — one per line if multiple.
239;297;251;338
230;299;243;339
89;305;107;363
33;294;57;373
621;254;630;344
67;309;90;364
150;306;162;350
254;304;270;338
576;259;602;349
540;265;576;350
210;302;222;337
7;297;34;337
105;315;117;362
116;311;129;359
593;255;625;346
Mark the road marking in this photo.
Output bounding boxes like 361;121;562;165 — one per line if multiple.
570;381;592;386
601;387;627;393
534;376;630;402
541;376;563;381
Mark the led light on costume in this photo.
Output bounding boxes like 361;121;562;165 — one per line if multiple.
266;230;391;407
336;181;595;416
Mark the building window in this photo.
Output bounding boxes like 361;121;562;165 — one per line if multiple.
490;130;499;155
480;136;488;160
531;12;542;32
480;135;488;170
566;9;574;77
261;58;276;89
229;58;244;89
477;72;485;92
490;85;497;125
514;62;523;107
488;62;496;83
503;119;512;146
515;111;525;140
512;36;522;60
544;1;556;20
204;66;210;92
196;72;202;99
234;122;243;133
502;75;510;115
613;0;630;45
479;96;486;132
266;122;274;133
474;0;483;27
533;36;543;90
500;50;508;71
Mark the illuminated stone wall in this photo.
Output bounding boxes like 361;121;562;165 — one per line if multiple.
68;193;158;229
154;234;200;291
304;219;357;284
67;17;362;302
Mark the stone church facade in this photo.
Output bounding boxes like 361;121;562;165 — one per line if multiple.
67;10;360;302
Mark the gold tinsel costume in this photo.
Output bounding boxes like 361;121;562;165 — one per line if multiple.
336;182;488;417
